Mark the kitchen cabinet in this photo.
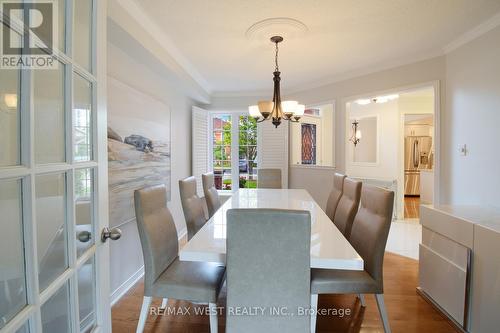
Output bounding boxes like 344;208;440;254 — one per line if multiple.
405;124;431;136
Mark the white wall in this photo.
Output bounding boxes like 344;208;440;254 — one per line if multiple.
346;100;399;180
107;41;195;298
442;25;500;207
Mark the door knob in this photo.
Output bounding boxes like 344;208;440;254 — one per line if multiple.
101;227;122;242
77;231;92;243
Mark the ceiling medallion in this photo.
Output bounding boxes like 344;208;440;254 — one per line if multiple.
245;17;308;41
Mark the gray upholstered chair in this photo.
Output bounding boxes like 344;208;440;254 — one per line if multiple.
310;185;395;333
332;177;362;238
202;172;221;218
226;209;311;333
325;173;346;221
257;168;282;189
134;185;225;333
179;176;206;240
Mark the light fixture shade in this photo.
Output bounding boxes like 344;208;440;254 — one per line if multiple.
355;99;371;105
258;101;273;118
248;105;261;118
4;94;17;109
295;104;305;116
282;100;298;116
356;130;362;140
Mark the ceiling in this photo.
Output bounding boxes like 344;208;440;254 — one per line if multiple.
133;0;500;94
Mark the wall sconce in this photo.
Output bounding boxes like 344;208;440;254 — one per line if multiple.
350;120;362;146
4;94;18;109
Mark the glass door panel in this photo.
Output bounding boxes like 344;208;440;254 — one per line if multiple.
75;168;94;258
0;63;20;167
34;63;66;164
74;0;93;71
77;257;96;333
73;74;93;162
40;283;71;333
35;173;68;291
0;179;27;328
0;0;108;331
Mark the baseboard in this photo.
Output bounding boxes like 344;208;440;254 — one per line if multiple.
110;231;189;306
111;265;145;307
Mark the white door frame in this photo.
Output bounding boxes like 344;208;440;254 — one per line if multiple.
342;80;441;219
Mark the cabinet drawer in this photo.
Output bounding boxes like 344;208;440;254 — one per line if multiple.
419;244;467;325
422;227;468;269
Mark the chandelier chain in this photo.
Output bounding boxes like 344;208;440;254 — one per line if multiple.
274;41;279;72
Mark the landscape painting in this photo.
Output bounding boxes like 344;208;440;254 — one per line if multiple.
107;78;171;227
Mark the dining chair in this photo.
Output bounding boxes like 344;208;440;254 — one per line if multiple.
332;177;362;238
257;168;282;189
179;176;206;240
310;185;395;333
226;209;311;333
202;172;221;218
134;185;225;333
325;173;347;221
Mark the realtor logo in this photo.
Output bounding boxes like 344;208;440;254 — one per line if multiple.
1;0;58;68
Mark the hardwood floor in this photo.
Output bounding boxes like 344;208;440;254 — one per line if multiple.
111;252;457;333
404;196;420;219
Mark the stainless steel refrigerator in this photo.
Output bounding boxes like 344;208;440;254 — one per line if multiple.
404;136;432;195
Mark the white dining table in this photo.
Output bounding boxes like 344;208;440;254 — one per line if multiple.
180;189;364;270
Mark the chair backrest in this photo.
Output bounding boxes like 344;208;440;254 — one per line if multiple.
350;184;394;291
179;176;206;240
134;185;178;295
325;173;346;221
333;177;362;238
257;168;282;189
202;172;221;218
226;209;311;333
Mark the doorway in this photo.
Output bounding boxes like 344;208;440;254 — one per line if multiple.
403;113;435;220
345;84;438;222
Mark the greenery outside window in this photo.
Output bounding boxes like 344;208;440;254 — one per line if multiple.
210;113;258;191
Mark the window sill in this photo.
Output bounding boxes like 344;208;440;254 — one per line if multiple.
290;164;336;170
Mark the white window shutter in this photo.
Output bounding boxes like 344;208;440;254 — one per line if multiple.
192;106;209;196
257;120;289;188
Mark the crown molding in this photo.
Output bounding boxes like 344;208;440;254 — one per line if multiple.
443;11;500;54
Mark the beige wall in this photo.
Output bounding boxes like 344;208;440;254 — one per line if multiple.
442;25;500;207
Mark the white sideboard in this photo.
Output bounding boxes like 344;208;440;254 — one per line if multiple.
419;205;500;333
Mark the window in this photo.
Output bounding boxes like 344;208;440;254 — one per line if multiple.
212;115;232;190
238;116;258;188
210;113;258;191
290;103;335;167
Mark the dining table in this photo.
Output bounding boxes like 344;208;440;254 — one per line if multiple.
180;188;363;270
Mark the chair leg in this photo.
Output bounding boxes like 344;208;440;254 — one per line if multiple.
136;296;152;333
358;294;366;307
209;302;218;333
375;294;391;333
311;294;318;333
161;298;168;309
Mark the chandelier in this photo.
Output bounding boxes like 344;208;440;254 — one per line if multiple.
248;36;304;128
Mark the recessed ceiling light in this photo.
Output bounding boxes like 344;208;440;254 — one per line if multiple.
355;99;371;105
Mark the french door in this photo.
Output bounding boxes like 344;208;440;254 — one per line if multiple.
0;1;110;332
